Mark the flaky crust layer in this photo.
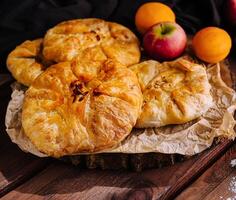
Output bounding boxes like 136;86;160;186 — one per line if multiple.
7;39;45;86
43;18;140;66
130;57;213;128
22;60;142;157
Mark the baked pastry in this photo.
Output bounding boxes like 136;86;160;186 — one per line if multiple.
7;39;46;86
130;57;213;128
43;18;140;66
22;59;143;157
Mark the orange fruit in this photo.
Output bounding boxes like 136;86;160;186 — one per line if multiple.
192;27;232;63
135;2;175;34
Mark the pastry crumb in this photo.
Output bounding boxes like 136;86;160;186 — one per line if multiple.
231;159;236;168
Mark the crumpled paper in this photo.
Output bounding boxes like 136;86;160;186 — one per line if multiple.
5;63;236;157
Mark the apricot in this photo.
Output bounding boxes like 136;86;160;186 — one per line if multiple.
192;27;232;63
135;2;175;34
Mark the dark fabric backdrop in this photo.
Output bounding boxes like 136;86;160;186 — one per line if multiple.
0;0;226;72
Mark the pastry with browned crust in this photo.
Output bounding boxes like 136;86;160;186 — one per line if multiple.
43;18;140;66
7;39;46;86
130;57;213;128
22;59;143;157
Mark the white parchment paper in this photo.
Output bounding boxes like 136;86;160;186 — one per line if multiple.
5;63;236;157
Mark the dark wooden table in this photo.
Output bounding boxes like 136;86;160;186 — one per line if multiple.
0;71;236;200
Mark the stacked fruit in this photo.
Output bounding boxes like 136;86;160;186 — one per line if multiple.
135;2;232;63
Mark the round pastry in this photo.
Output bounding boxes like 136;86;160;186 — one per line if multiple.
7;39;47;86
22;58;143;157
130;57;213;128
43;18;140;66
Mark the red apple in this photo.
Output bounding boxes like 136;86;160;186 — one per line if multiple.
143;22;187;61
224;0;236;26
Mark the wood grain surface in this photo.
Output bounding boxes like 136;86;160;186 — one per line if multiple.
1;140;233;200
177;143;236;200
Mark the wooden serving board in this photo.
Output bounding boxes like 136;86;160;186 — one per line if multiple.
0;59;235;199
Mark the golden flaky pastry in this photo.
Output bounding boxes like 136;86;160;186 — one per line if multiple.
7;39;46;86
130;57;213;128
43;18;140;66
22;59;143;157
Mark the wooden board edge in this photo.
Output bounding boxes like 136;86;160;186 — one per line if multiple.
161;139;234;200
0;159;51;198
